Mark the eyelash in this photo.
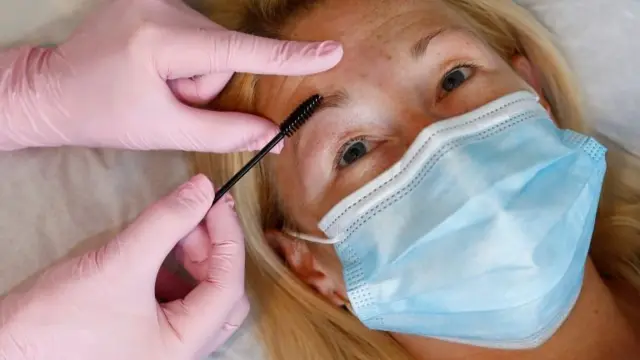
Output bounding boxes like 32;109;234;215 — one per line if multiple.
332;62;478;170
333;136;368;170
437;61;478;100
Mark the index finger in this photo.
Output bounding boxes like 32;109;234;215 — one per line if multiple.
163;194;246;349
157;28;343;79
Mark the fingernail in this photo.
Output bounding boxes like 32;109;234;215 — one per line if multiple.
190;174;210;187
222;322;241;331
316;41;343;57
251;136;284;154
176;174;210;198
175;176;197;196
245;139;263;152
245;129;282;153
223;194;235;210
273;139;284;154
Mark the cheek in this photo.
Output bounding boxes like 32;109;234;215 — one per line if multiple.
270;154;325;230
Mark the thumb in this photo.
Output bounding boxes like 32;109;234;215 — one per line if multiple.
157;28;343;79
168;71;233;106
160;105;284;153
117;174;214;272
162;192;246;353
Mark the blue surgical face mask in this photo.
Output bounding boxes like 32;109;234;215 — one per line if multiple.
286;91;607;349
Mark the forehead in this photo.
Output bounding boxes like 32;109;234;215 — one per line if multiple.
255;0;472;117
284;0;462;40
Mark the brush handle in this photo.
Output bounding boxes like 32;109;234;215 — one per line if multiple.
212;132;286;207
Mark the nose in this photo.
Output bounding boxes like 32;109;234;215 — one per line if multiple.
397;110;440;150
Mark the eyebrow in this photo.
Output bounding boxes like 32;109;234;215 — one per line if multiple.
306;27;453;115
293;88;349;145
410;27;448;59
315;88;350;114
300;27;455;133
293;88;349;170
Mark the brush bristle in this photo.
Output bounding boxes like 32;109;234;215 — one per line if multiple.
280;94;323;137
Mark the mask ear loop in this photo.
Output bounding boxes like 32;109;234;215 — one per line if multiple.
282;228;340;245
343;300;354;314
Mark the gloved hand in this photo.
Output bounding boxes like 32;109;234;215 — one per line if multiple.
0;0;342;151
0;174;247;360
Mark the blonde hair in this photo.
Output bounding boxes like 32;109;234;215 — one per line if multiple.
193;1;640;359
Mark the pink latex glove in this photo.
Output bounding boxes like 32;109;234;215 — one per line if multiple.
0;0;343;151
0;174;248;360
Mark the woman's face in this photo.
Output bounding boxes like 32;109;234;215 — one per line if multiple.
255;0;547;301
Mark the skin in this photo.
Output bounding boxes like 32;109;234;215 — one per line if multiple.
252;0;640;358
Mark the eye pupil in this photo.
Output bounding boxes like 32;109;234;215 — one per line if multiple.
342;141;367;165
442;69;467;92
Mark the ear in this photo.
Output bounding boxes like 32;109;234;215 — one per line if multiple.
511;55;553;115
265;230;347;307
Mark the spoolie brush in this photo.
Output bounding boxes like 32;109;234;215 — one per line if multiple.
211;94;323;207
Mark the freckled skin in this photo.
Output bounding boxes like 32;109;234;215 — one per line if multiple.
249;1;640;359
256;0;533;229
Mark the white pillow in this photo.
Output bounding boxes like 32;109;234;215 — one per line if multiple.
516;0;640;156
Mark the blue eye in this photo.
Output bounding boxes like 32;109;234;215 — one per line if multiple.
338;138;371;168
441;66;474;92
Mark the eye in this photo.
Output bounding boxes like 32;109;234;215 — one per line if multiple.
441;65;474;92
337;138;372;168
